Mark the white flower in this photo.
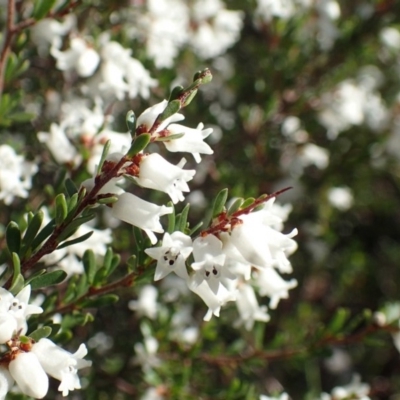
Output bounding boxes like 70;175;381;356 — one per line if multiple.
189;278;236;321
0;366;13;400
9;352;49;399
136;99;184;132
164;123;214;163
145;231;193;281
129;285;159;319
135;154;195;203
260;393;289;400
51;37;100;77
380;27;400;50
0;313;17;344
9;285;43;335
37;123;80;165
254;267;297;309
32;338;92;397
0;145;38;205
99;41;157;100
327;186;354;211
326;374;371;400
191;235;236;294
235;283;270;330
110;192;173;244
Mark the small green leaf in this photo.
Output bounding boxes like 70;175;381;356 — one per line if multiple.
83;249;96;285
32;0;57;19
9;270;24;296
31;218;56;250
80;294;119;308
127;254;137;272
68;193;79;212
189;221;203;235
212;188;228;218
30;270;67;290
93;267;108;286
327;308;350;335
127;133;151;157
227;198;244;216
109;254;120;276
97;195;118;205
75;273;88;298
177;204;190;232
29;326;52;342
168;85;184;101
65;178;78;197
58;213;95;242
158;100;181;121
167;201;175;233
241;197;255;209
61;312;94;330
20;210;44;257
55;193;68;225
126;110;136;135
182;89;198;107
6;221;21;254
97;139;112;175
57;230;93;250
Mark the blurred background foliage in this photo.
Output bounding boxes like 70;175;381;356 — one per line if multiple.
2;0;400;399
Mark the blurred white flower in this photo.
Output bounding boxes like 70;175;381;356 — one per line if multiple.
0;145;38;205
327;186;354;211
129;285;159;319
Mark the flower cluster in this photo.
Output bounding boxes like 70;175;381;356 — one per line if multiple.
0;286;91;398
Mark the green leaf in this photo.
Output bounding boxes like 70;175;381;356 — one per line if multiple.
30;270;67;290
326;308;350;335
75;273;88;298
126;110;136;135
127;254;137;272
80;294;119;308
31;218;56;251
227;198;244;216
29;326;52;342
182;89;198;107
241;197;255;209
55;193;68;225
97;195;118;205
61;312;94;330
96;139;111;175
127;133;151;157
32;0;57;19
57;213;95;242
177;203;190;232
68;193;79;212
83;249;96;285
109;254;120;276
158;100;181;121
93;267;108;286
168;85;184;101
57;230;93;250
9;273;24;296
212;188;228;218
20;210;44;257
6;221;21;254
189;221;203;235
65;178;78;197
167;201;175;233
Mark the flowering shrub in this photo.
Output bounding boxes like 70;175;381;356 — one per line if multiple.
1;1;400;399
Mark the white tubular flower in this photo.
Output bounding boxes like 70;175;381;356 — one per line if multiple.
0;313;17;344
235;283;270;331
164;123;214;163
191;235;236;294
129;285;159;320
9;285;43;335
0;366;13;400
145;231;193;281
37;123;80;165
254;267;297;309
0;288;14;312
136;154;195;204
111;192;173;244
51;37;100;77
32;338;92;397
0;145;38;205
189;278;236;321
9;352;49;399
136;100;184;132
